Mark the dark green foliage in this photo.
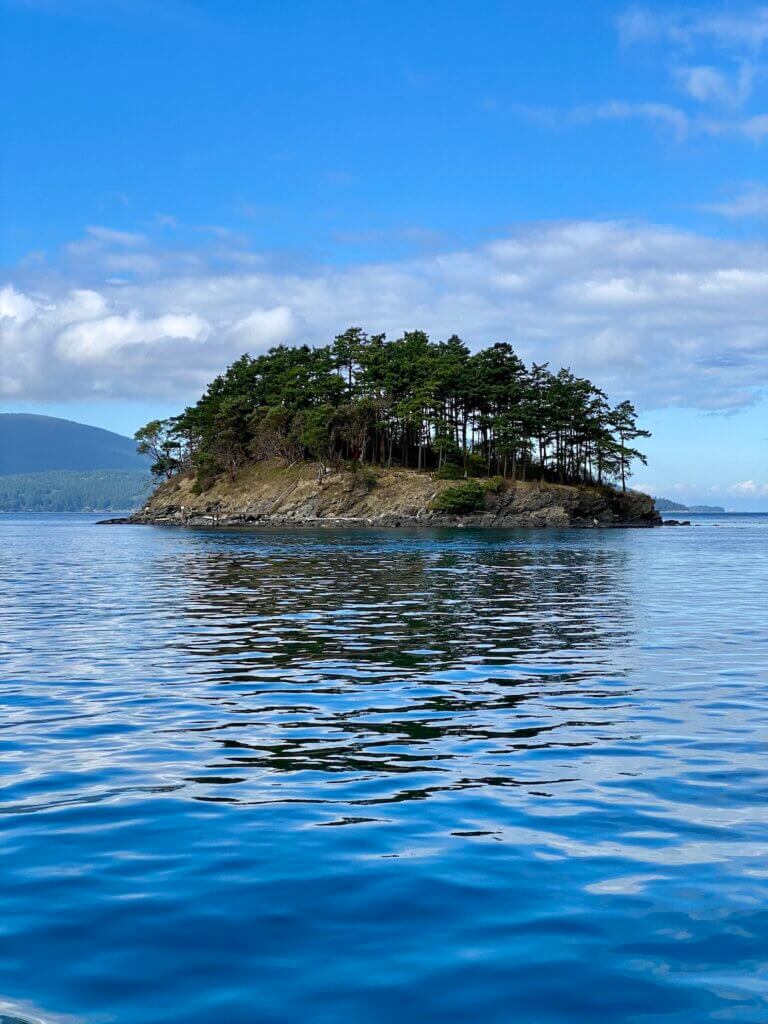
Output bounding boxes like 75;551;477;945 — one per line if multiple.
654;496;687;512
139;327;650;491
463;453;488;478
481;475;505;494
432;464;464;480
299;405;336;468
432;481;486;515
134;419;183;479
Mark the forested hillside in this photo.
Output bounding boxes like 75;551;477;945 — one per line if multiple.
0;470;151;512
0;414;152;511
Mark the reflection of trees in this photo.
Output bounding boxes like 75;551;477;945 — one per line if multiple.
143;529;637;805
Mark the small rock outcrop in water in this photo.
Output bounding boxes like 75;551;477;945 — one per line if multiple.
126;463;661;529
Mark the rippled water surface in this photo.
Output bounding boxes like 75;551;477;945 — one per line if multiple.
2;513;768;1023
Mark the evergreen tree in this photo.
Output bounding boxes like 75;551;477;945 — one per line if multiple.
139;328;650;492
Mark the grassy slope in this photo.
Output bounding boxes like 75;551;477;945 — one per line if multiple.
140;462;654;524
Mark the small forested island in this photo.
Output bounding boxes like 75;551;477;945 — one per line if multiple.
126;329;660;529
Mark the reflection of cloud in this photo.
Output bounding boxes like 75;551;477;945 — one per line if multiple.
586;873;669;895
0;996;81;1024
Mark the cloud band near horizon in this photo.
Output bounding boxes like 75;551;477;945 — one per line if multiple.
2;219;767;413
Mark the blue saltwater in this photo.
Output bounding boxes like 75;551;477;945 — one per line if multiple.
1;513;767;1023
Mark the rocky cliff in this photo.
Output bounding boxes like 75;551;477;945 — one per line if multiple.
127;463;660;529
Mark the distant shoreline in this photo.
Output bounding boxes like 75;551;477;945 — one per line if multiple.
0;509;137;515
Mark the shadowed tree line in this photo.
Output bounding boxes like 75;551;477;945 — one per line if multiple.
136;328;649;491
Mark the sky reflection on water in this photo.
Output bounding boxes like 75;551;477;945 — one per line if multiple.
1;516;767;1023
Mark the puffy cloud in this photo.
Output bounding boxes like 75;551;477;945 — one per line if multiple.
56;311;208;363
0;284;37;323
224;306;303;348
1;220;768;408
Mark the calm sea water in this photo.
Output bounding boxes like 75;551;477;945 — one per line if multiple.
2;513;768;1024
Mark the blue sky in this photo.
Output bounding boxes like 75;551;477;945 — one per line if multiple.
1;0;767;507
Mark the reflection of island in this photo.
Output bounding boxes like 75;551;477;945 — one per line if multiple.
654;497;725;513
139;531;638;805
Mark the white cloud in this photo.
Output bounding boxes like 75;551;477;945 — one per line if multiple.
56;311;208;363
673;63;754;106
615;9;660;46
86;225;147;247
729;480;768;496
617;7;768;53
519;102;768;144
572;101;689;139
1;220;767;408
736;114;768;140
0;284;37;323
701;113;768;140
503;8;768;145
604;7;768;139
224;306;302;348
699;183;768;218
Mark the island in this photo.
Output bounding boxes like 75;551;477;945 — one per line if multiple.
654;497;725;513
121;329;661;529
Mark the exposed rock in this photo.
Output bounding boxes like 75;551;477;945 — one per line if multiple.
126;463;661;530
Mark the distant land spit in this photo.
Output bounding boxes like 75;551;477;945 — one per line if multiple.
654;497;726;513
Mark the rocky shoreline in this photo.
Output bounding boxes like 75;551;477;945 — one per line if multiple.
100;463;662;530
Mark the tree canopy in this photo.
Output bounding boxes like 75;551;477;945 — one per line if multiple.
138;328;650;491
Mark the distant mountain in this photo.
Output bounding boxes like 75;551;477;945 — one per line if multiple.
654;497;725;513
0;414;150;475
0;414;153;511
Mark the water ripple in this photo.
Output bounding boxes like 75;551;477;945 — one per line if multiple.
1;514;767;1023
